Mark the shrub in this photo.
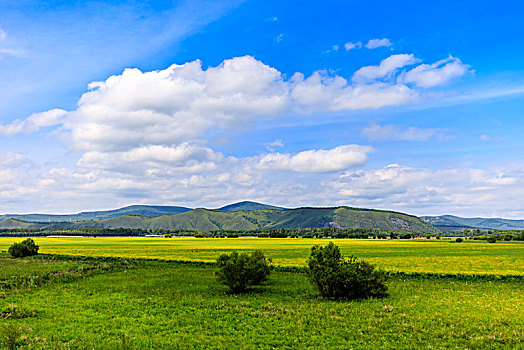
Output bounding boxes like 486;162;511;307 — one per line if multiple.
487;235;497;243
455;237;463;243
426;234;431;239
8;238;39;258
306;242;388;300
216;250;271;293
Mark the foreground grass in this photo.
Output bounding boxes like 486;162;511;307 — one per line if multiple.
0;237;522;275
1;259;522;349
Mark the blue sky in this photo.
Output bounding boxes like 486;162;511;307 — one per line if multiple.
0;0;523;217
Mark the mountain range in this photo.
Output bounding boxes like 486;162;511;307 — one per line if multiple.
0;201;282;223
0;202;436;233
0;201;521;232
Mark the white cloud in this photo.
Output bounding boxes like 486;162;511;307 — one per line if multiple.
0;109;67;136
276;33;284;42
333;45;339;51
290;70;416;112
63;56;289;152
76;143;225;175
344;42;362;50
403;56;470;88
365;38;392;49
479;135;506;142
265;140;284;152
255;145;374;173
267;140;284;148
362;123;438;141
353;54;420;82
0;29;6;41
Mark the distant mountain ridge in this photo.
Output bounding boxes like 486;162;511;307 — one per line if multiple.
422;215;524;231
0;205;193;223
2;202;521;233
0;205;438;233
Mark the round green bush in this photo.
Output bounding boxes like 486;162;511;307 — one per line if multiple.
8;238;39;258
306;242;388;300
216;250;271;293
455;237;463;243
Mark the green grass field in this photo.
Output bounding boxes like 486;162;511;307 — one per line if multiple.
0;259;522;349
0;237;522;275
1;237;523;349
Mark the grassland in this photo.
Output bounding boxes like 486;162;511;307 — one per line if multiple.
0;237;522;276
0;258;522;349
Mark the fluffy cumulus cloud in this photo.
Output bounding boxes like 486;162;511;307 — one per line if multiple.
362;123;438;141
365;38;392;49
255;145;374;173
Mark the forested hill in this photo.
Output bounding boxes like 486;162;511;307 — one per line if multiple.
0;206;438;233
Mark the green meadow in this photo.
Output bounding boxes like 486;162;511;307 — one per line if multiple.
0;237;523;349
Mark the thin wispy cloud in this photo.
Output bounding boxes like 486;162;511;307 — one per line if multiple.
362;123;439;141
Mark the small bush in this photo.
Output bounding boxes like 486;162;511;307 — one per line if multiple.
487;235;497;243
306;242;388;300
8;238;39;258
455;238;463;243
216;250;271;293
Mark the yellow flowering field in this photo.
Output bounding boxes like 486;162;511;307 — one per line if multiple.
0;237;522;275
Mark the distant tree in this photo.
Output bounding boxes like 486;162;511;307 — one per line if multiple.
216;250;271;293
426;234;431;239
487;235;497;243
8;238;39;258
455;237;463;243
